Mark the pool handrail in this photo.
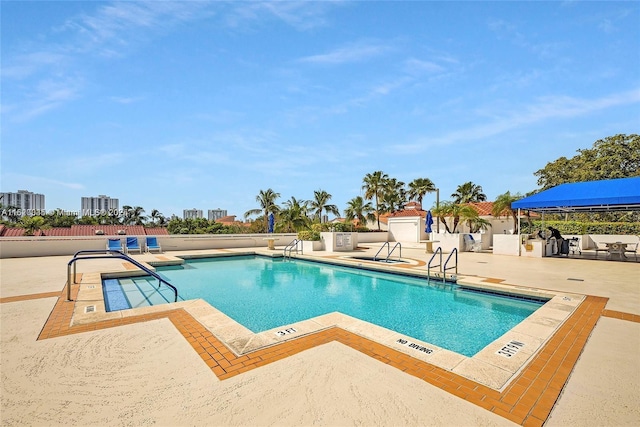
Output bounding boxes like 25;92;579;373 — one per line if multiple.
66;249;178;303
283;239;302;259
427;246;443;280
443;248;458;283
373;242;402;262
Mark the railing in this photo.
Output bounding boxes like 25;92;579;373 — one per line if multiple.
66;249;178;303
427;247;443;281
373;242;402;262
283;239;302;259
443;248;458;283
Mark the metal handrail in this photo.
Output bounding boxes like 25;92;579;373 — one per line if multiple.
373;242;390;261
427;247;443;280
283;239;302;259
385;242;402;262
66;250;178;302
443;248;458;283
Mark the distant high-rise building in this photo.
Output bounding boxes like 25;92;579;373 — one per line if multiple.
0;190;45;217
208;209;227;221
81;195;119;216
183;209;203;219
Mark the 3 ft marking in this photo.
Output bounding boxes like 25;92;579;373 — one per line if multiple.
275;328;297;337
396;338;433;355
496;340;525;358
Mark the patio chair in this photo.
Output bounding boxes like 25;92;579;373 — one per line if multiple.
594;242;608;258
145;236;162;253
464;234;482;252
624;240;639;261
125;236;142;254
107;238;123;252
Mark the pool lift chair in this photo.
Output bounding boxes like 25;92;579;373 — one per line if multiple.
125;236;142;254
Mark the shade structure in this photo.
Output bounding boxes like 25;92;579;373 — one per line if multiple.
425;210;434;233
511;177;640;213
267;212;275;233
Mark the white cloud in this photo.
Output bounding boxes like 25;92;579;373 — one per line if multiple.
392;88;640;150
299;41;391;65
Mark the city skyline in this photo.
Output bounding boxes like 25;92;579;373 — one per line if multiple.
2;2;639;218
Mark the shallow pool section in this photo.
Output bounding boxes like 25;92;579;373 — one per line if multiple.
105;256;546;357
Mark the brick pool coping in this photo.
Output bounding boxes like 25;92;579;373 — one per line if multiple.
2;280;632;426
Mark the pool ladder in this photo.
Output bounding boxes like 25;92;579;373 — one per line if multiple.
373;242;402;262
66;249;178;302
283;239;303;259
427;247;458;283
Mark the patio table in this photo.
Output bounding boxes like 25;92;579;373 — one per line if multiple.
263;237;279;250
602;242;628;260
419;240;440;253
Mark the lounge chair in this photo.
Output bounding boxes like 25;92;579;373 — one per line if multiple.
125;236;142;254
146;236;162;253
107;238;123;252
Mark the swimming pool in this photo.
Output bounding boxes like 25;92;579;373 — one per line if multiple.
105;255;546;357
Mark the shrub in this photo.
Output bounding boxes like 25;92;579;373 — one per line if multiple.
297;229;321;241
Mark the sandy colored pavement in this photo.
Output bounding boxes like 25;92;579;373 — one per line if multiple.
1;247;639;426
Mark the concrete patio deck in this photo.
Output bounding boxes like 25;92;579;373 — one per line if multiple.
1;245;638;426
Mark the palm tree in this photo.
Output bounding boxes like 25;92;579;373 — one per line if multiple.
451;181;487;204
244;188;281;232
362;171;389;230
278;197;310;232
344;196;376;227
149;209;166;226
492;191;522;234
18;215;47;236
309;189;340;223
408;178;436;207
129;206;146;225
431;201;453;233
381;178;406;213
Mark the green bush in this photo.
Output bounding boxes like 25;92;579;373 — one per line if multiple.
297;229;321;241
520;220;640;235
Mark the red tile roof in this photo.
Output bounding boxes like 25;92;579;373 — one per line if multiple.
143;227;169;235
2;227;26;237
0;225;169;237
389;209;426;218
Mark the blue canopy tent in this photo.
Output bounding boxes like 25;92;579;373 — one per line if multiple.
512;177;640;213
511;177;640;256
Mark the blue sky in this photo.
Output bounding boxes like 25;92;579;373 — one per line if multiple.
2;1;639;220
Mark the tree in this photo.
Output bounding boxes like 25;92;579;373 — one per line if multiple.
149;209;167;226
278;197;310;232
431;201;453;233
381;178;406;213
492;191;523;234
309;190;340;223
362;171;389;230
451;181;487;204
344;196;376;227
18;216;48;236
244;188;281;232
128;206;146;225
408;178;436;207
535;134;640;190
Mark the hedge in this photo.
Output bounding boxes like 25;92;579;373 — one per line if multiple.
520;220;640;235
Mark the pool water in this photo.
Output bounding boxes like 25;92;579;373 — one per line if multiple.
130;256;546;357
